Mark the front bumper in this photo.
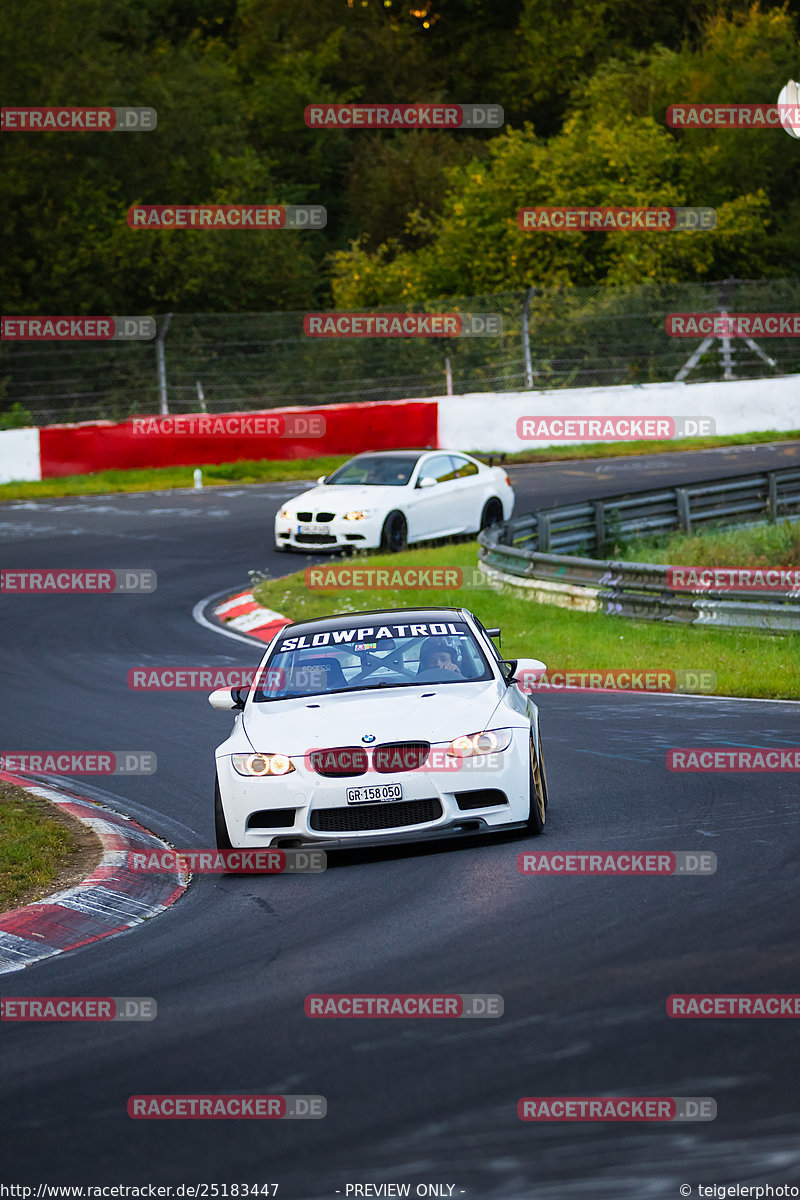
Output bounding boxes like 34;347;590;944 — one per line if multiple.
216;737;530;849
274;514;382;552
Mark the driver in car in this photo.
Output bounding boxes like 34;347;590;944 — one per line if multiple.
416;639;464;680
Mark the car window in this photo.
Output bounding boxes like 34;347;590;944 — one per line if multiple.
450;455;479;478
419;455;458;484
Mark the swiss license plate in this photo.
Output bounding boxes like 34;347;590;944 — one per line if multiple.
346;783;403;805
298;522;331;535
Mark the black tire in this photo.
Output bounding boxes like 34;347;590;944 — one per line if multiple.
479;498;504;532
214;776;233;850
525;734;547;835
380;511;408;553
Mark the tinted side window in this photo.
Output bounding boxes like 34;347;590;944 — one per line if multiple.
451;456;479;478
421;455;458;483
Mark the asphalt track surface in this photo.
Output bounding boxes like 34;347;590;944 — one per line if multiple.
1;443;799;1197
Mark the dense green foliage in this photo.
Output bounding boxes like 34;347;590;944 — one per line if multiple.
2;0;799;313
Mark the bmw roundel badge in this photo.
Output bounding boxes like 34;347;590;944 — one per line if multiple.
361;733;376;744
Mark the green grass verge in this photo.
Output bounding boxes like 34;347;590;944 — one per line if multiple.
0;456;348;502
616;520;800;568
1;429;797;502
0;783;82;910
251;540;800;701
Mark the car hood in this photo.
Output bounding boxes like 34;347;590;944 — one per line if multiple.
241;681;517;755
284;484;406;509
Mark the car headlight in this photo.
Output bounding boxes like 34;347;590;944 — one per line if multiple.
231;753;295;777
343;509;374;520
448;729;514;757
278;509;293;521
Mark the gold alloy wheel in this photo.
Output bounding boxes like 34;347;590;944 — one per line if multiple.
530;737;546;827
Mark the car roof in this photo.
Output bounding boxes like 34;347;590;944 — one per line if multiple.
343;449;476;459
276;606;475;636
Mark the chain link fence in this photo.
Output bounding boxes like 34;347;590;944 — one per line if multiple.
2;279;799;427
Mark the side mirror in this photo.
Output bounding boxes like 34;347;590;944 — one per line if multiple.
506;658;547;693
418;476;437;489
209;686;250;711
316;475;328;485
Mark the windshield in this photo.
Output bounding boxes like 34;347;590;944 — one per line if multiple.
253;620;493;701
323;455;418;487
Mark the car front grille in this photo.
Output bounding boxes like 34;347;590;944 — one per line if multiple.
373;742;431;773
309;797;443;832
309;742;432;776
315;511;336;522
295;533;338;544
310;747;369;777
296;511;313;522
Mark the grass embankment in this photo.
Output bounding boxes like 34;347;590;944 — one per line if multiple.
251;540;799;700
0;783;101;911
0;457;347;502
620;520;800;567
0;430;797;502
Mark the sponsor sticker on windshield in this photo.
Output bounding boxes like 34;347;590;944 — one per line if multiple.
278;621;468;652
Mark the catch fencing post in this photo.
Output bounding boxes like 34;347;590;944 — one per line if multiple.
156;313;173;416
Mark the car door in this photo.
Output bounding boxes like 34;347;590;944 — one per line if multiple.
445;454;485;532
405;454;464;540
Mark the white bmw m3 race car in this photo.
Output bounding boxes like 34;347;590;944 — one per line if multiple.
273;450;514;553
210;607;549;850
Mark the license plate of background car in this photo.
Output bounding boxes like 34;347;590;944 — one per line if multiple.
346;783;403;804
298;523;331;534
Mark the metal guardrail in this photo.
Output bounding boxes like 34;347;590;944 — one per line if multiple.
494;466;800;557
477;465;800;633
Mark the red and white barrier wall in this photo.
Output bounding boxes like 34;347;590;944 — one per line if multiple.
1;375;798;484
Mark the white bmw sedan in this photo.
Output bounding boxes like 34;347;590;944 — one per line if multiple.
274;450;514;553
210;607;549;851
